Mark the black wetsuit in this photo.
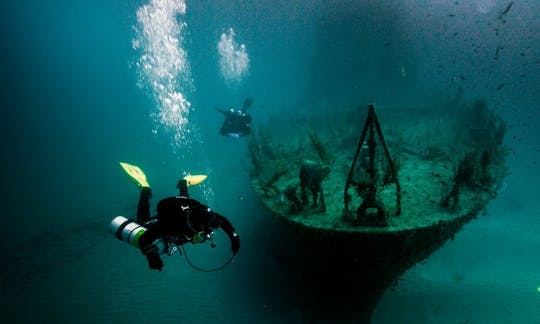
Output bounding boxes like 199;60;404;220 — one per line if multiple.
219;110;252;137
136;186;240;270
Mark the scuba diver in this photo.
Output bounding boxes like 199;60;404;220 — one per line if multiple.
112;162;240;271
217;97;254;138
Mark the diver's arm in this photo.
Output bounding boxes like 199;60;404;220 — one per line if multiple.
210;213;240;255
138;223;164;271
216;108;230;116
186;202;240;255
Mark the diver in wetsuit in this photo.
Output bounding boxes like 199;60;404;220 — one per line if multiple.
218;97;254;138
137;180;240;271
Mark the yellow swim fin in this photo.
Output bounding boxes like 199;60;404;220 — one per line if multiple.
119;162;150;188
183;174;207;186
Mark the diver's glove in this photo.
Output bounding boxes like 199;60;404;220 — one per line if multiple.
231;232;240;256
146;252;163;271
141;243;162;271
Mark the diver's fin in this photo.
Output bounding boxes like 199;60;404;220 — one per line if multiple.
216;107;229;115
183;174;207;186
119;162;150;188
242;97;254;112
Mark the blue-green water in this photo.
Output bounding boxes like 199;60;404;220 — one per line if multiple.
1;0;539;323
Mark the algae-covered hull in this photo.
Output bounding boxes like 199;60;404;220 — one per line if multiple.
248;99;507;320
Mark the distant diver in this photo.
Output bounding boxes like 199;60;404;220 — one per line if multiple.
111;162;240;272
299;160;331;212
217;97;254;138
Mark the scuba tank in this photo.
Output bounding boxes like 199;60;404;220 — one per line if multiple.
109;216;168;254
110;216;214;253
110;216;232;272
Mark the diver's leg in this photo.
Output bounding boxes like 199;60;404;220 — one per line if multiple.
319;186;326;211
137;187;152;224
176;179;189;197
312;189;318;207
301;184;308;205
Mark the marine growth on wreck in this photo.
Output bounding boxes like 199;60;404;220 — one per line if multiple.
248;99;508;233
